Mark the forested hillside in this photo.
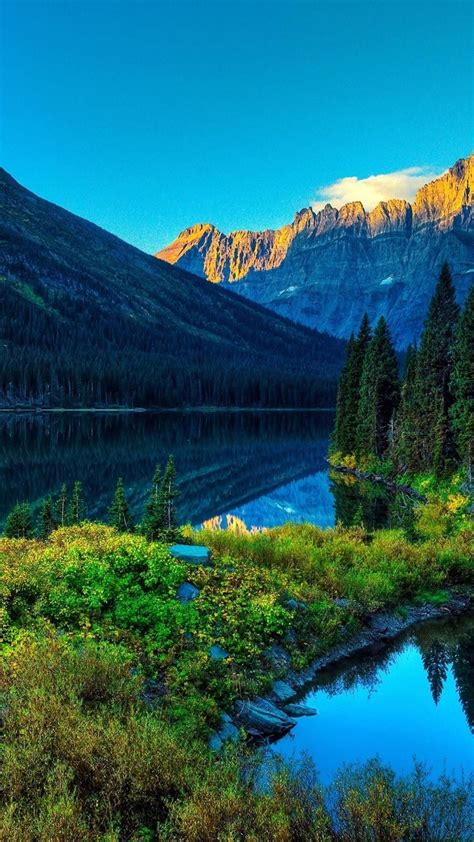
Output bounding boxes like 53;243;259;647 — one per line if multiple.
0;169;344;408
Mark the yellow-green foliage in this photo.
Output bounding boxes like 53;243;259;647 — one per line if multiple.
196;519;473;612
1;513;473;839
1;634;472;841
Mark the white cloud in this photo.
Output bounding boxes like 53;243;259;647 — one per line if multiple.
311;166;443;213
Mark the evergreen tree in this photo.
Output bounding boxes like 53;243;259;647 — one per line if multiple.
68;480;85;524
160;456;178;532
421;640;449;706
56;483;68;527
4;502;34;538
450;285;474;482
356;317;400;458
332;314;372;455
109;477;134;533
393;343;418;469
332;333;356;453
38;496;56;539
415;263;460;474
142;464;163;540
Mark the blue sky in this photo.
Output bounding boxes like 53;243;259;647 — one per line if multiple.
1;0;473;252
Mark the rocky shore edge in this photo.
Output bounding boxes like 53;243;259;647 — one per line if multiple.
210;588;473;749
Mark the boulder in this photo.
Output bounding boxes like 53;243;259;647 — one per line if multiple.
285;598;307;611
169;544;211;565
271;679;295;702
209;644;230;661
176;582;200;603
234;697;296;739
284;703;318;717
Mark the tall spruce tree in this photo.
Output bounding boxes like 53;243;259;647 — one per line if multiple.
415;263;460;475
4;502;34;538
142;464;163;540
160;456;178;532
68;480;85;524
56;483;68;527
332;314;371;455
393;343;419;469
450;284;474;482
38;496;56;539
356;316;400;458
332;333;356;454
109;478;134;533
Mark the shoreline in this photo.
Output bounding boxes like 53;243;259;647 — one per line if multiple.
228;589;473;743
0;405;336;415
329;462;428;502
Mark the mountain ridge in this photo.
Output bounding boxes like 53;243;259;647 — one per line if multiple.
0;168;344;408
157;154;474;346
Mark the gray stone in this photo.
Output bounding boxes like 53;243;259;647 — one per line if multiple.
218;719;240;743
285;598;307;611
208;732;223;751
169;544;211;565
284;703;318;717
234;697;296;739
271;679;295;702
209;644;230;661
176;582;200;603
264;644;292;670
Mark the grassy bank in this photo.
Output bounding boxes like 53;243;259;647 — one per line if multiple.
1;492;473;838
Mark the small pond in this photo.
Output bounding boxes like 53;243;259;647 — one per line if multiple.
276;613;474;784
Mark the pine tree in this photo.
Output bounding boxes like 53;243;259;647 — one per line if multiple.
393;343;418;469
142;464;163;540
38;496;56;539
421;640;449;706
160;456;178;533
415;263;460;474
68;480;85;524
4;502;34;538
450;285;474;482
332;314;372;455
356;317;400;458
56;483;68;527
332;333;356;454
109;477;134;533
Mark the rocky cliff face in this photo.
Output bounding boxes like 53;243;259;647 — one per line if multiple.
157;155;474;347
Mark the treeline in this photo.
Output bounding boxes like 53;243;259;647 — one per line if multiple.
3;457;179;542
0;264;339;409
332;264;473;478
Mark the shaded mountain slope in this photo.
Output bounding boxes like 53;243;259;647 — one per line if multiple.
0;169;343;407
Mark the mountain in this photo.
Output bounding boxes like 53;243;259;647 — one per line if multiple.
157;154;474;347
0;168;344;409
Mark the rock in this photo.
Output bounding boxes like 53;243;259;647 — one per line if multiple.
157;155;474;349
169;544;211;566
334;597;351;609
208;714;240;751
234;697;296;739
285;598;307;611
284;703;318;717
271;679;295;702
218;719;240;743
176;582;200;603
208;732;223;751
264;644;292;670
209;644;230;661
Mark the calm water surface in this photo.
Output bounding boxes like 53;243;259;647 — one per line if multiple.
276;614;474;783
1;411;472;778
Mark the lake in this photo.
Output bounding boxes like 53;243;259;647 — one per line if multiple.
1;410;472;781
0;410;413;531
276;613;474;784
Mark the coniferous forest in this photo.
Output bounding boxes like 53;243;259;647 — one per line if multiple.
332;263;473;480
